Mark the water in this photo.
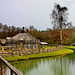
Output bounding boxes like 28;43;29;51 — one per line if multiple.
10;53;75;75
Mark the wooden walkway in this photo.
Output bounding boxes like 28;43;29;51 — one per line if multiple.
0;56;23;75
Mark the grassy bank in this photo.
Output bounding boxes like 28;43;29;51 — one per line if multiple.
4;49;74;62
65;46;75;50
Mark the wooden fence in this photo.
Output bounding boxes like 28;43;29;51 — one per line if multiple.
0;56;23;75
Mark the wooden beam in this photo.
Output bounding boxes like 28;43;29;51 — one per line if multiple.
0;56;23;75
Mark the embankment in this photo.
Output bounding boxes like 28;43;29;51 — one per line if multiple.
4;49;74;62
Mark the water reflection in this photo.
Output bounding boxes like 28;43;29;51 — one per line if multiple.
10;53;75;75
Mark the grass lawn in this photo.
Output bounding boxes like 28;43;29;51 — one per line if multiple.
65;46;75;49
4;49;74;62
40;45;55;50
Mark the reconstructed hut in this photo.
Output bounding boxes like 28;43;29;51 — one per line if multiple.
6;33;40;50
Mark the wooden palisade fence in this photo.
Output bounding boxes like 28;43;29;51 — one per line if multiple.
0;56;23;75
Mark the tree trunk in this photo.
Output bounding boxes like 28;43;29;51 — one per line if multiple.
60;29;63;45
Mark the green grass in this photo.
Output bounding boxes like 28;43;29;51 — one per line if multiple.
4;49;74;62
65;46;75;49
40;45;54;50
40;45;53;48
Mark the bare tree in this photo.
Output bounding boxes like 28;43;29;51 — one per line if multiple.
0;23;2;30
29;25;34;31
11;26;16;32
50;3;72;44
16;27;20;33
3;25;8;32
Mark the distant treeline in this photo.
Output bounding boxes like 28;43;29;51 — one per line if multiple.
28;28;75;45
0;23;37;38
0;23;75;45
28;29;72;45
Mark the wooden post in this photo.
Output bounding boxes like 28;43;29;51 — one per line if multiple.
4;64;7;75
11;70;14;75
0;60;1;75
29;43;30;49
36;43;37;49
0;60;3;75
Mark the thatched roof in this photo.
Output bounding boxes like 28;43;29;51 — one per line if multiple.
12;33;36;41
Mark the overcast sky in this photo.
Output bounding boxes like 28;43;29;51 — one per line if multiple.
0;0;75;30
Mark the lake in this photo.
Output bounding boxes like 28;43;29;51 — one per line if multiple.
9;53;75;75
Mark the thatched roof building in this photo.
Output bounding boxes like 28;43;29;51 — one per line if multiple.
6;33;40;49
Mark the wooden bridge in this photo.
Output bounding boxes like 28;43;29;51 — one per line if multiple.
0;56;23;75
